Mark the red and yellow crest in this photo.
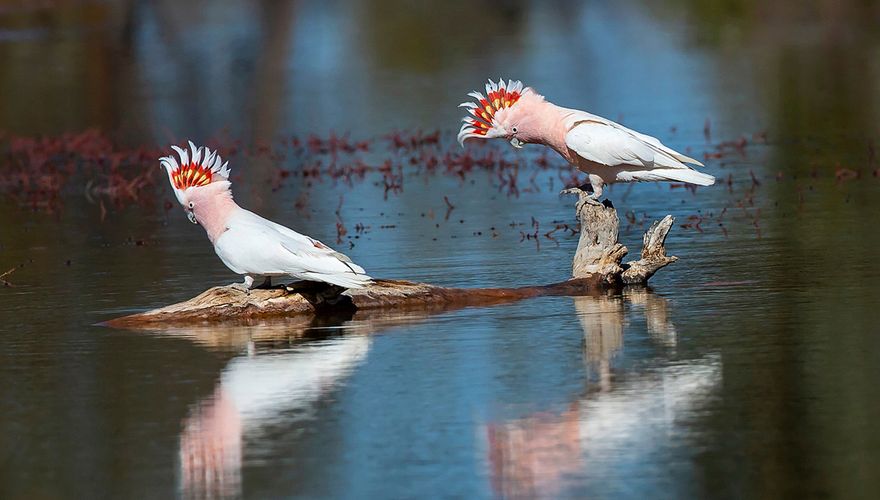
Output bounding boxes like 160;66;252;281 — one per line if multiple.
160;141;231;205
458;79;526;143
171;163;214;190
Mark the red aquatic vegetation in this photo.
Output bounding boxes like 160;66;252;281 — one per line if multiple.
835;166;859;182
0;129;164;212
542;223;575;245
386;130;440;151
5;124;871;244
519;218;542;251
498;167;520;197
378;160;404;199
443;196;455;221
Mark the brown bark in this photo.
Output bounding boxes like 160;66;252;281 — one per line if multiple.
104;188;678;328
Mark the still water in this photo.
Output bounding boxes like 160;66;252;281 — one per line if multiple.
2;1;880;498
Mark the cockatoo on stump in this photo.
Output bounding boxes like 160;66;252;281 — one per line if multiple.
160;142;371;290
458;79;714;205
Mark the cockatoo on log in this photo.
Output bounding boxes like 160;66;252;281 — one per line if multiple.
160;142;371;290
458;79;714;204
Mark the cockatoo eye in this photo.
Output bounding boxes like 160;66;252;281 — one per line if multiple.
188;202;194;209
511;126;518;134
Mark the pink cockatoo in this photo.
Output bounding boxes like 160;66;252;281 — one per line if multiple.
160;142;371;290
458;79;714;204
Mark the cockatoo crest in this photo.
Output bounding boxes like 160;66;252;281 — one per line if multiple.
159;141;230;205
457;78;528;145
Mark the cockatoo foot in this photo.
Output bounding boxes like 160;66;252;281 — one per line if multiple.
559;187;585;197
560;187;603;213
230;275;260;295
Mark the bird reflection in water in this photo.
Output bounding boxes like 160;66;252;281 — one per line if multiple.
487;404;584;499
486;290;719;498
173;316;371;499
180;385;243;498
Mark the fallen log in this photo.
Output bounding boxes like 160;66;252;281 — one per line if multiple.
105;189;678;328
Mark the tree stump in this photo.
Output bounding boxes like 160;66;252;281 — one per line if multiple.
105;189;678;328
566;190;678;285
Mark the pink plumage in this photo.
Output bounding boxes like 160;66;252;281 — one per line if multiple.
159;142;371;290
459;79;714;203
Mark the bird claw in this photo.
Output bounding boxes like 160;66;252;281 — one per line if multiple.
230;283;251;295
560;187;602;213
559;187;585;197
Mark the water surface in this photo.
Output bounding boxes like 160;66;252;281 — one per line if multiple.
2;1;880;498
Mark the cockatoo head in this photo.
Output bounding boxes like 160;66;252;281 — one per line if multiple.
159;141;231;224
458;79;542;149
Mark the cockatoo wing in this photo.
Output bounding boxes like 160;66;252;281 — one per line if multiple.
563;110;705;167
563;112;714;186
215;209;371;288
566;121;660;168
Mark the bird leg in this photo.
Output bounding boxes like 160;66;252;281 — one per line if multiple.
559;175;605;212
560;186;591;215
230;275;257;294
561;186;605;216
582;174;605;206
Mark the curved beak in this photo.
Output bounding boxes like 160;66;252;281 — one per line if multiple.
187;211;198;224
510;137;524;149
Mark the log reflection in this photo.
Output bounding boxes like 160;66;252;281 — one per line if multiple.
574;293;624;392
625;288;677;348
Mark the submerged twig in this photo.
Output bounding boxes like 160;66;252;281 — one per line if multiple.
1;267;17;287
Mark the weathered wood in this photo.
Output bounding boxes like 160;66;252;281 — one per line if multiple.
570;200;627;282
567;189;677;286
104;278;605;328
621;215;678;284
104;188;678;328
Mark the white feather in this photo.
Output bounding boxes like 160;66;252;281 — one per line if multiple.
189;140;201;165
171;145;188;166
213;208;372;289
204;149;217;169
511;80;523;93
457;122;482;146
621;168;715;186
563;111;713;185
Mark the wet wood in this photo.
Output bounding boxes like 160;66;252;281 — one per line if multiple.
105;188;678;328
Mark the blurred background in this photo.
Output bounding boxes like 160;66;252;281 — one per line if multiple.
1;0;878;142
1;1;880;498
